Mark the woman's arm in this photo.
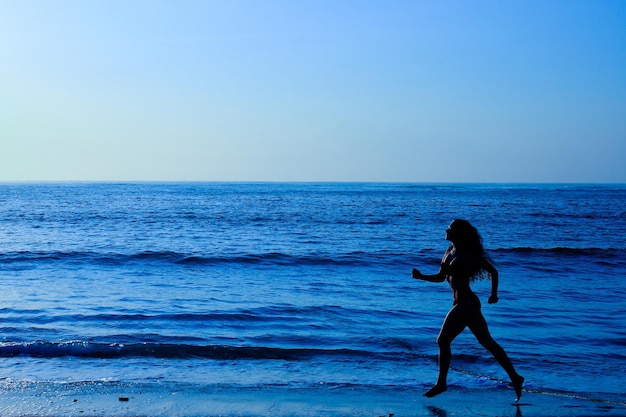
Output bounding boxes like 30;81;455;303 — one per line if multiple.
412;266;446;283
484;260;499;304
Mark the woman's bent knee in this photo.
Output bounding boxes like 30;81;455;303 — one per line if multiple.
478;337;497;350
437;336;453;348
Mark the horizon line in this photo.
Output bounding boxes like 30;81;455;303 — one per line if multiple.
1;180;624;186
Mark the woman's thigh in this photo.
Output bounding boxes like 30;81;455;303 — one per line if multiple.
438;306;468;344
466;308;495;346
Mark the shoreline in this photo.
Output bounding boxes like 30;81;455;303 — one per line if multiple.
1;382;624;417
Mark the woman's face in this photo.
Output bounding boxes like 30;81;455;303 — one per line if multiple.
445;222;457;242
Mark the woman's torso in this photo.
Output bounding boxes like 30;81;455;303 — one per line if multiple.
441;246;480;305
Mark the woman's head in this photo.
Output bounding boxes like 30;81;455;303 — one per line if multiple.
446;219;492;280
446;219;481;250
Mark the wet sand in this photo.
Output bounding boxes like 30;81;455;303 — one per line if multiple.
1;381;624;417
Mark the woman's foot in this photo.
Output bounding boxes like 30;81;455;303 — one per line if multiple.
424;383;447;398
512;375;524;402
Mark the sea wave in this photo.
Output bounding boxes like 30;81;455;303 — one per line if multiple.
494;247;626;257
1;248;624;268
0;341;380;361
0;250;405;267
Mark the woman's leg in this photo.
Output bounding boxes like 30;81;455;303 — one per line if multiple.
424;306;467;397
468;310;524;401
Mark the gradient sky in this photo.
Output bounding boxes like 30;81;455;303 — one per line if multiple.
1;0;625;182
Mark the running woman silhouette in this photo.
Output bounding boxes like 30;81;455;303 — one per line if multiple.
412;219;524;401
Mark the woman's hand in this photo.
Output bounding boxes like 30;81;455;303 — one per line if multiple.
488;294;499;304
411;268;422;279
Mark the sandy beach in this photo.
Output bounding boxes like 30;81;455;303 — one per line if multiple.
1;381;624;417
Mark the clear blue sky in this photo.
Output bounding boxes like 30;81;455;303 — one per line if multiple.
1;0;625;182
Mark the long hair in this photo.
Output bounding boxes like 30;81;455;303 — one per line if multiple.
450;219;493;281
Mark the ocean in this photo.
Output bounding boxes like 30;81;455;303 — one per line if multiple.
0;183;624;416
